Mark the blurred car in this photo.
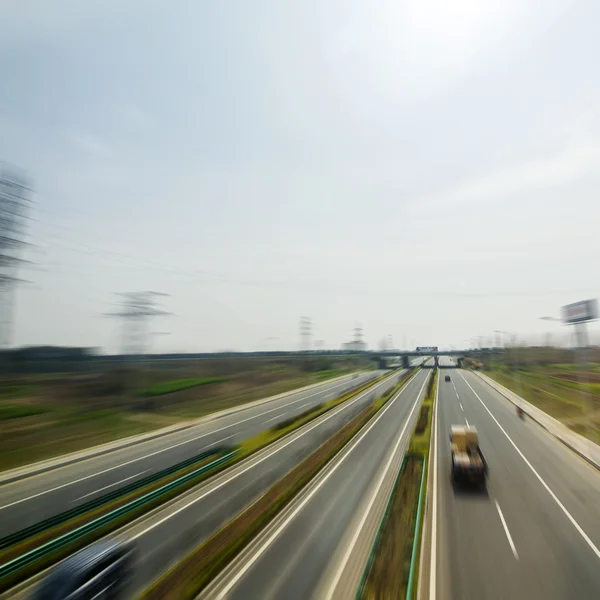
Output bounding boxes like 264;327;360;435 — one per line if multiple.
33;539;135;600
445;375;451;382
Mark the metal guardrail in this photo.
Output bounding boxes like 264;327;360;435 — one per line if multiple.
0;450;237;588
406;454;427;599
0;447;226;552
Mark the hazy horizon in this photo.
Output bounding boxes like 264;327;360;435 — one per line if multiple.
2;0;600;353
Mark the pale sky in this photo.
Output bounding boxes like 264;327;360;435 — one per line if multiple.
2;0;599;353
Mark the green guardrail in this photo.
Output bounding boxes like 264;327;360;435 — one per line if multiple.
0;449;237;585
354;453;426;600
406;453;427;600
354;455;409;600
0;447;226;552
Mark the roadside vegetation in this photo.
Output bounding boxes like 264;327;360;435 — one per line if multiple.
484;365;600;444
137;377;229;397
0;354;374;472
361;368;436;600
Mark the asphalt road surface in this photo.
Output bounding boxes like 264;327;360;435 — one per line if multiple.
110;366;413;597
200;369;431;600
0;371;385;537
434;367;600;600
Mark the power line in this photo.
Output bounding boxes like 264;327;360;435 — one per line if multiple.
0;162;33;350
104;291;172;406
105;291;172;357
299;316;312;352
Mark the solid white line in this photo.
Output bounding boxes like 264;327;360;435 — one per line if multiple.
458;371;600;561
323;375;430;598
0;375;363;510
429;373;439;600
213;372;426;599
129;371;401;541
494;500;519;560
73;470;150;502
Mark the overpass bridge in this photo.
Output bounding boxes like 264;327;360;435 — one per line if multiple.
373;349;476;369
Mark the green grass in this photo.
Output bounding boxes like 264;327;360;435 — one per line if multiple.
313;369;349;380
138;377;229;397
516;370;600;395
0;385;35;400
0;404;49;420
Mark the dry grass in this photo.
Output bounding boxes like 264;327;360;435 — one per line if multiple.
487;369;600;444
363;457;423;600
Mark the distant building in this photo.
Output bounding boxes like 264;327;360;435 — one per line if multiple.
342;341;368;352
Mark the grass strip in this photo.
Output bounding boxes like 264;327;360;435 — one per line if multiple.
140;371;416;600
0;371;396;594
138;377;230;397
359;369;437;600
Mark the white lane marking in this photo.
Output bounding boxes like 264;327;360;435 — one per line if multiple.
73;470;150;502
129;371;405;541
465;417;470;426
458;371;600;561
429;373;439;600
206;435;235;447
324;375;430;598
0;375;364;510
213;372;427;600
265;415;284;424
494;499;519;560
459;402;464;411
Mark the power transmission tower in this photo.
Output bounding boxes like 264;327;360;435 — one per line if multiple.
105;291;171;406
299;316;312;352
353;322;364;345
0;163;32;354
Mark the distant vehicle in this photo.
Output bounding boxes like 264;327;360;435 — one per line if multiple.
33;539;135;600
445;375;451;382
516;406;525;420
450;426;487;487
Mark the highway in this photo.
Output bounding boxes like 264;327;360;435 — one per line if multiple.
433;362;600;599
99;366;413;597
200;369;431;600
0;370;385;538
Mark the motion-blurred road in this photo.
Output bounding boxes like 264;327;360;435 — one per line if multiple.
200;369;430;600
434;363;600;599
0;371;381;537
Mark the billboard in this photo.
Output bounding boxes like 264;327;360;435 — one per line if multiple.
416;346;438;353
561;299;598;324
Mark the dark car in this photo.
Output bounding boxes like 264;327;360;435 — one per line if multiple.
33;540;135;600
445;375;451;382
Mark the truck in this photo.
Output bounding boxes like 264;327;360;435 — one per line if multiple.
450;425;487;487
